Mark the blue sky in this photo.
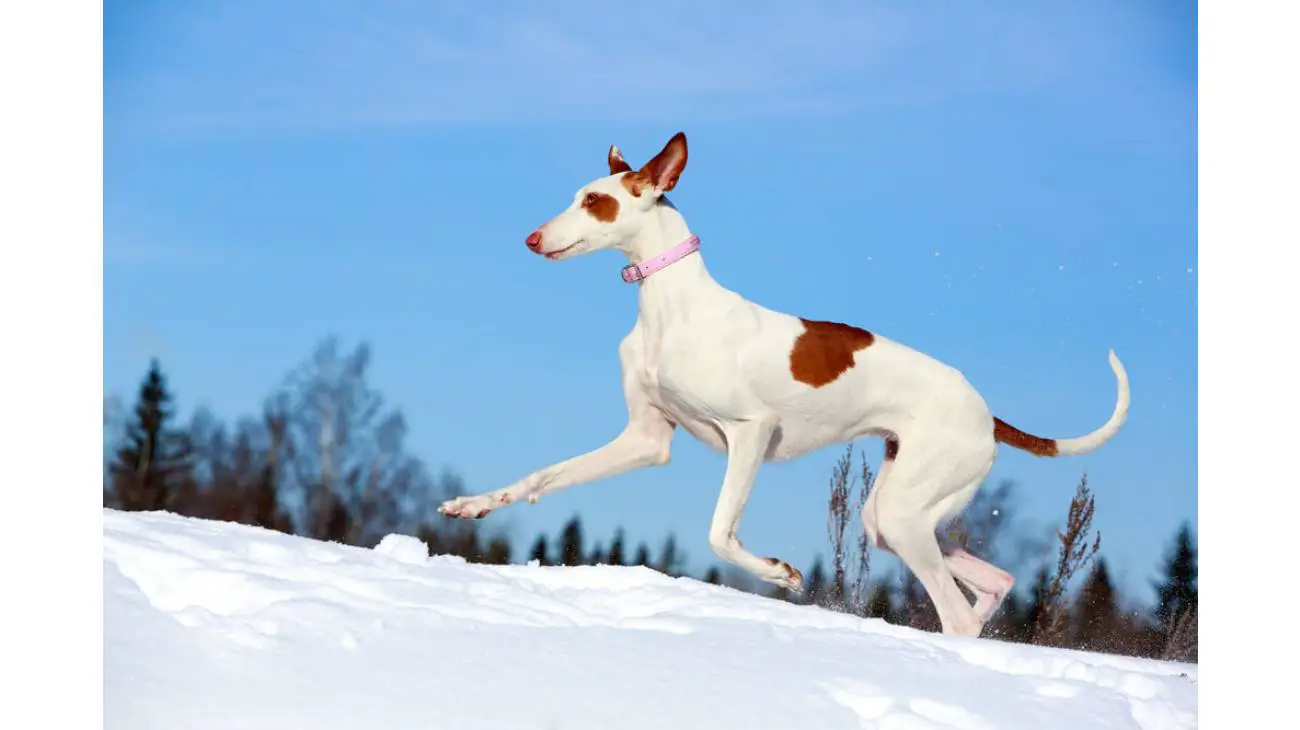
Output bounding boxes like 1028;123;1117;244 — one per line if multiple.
105;0;1196;605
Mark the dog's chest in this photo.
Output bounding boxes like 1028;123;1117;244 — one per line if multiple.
627;325;744;451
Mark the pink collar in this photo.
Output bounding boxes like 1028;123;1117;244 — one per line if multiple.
620;235;701;284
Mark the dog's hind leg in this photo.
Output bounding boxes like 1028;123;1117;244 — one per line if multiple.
866;439;994;637
943;548;1015;624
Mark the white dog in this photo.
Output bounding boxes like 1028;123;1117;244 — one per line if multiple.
440;132;1129;637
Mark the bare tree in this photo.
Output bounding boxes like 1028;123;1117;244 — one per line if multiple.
267;337;453;546
1161;604;1198;663
1032;473;1102;646
824;443;876;614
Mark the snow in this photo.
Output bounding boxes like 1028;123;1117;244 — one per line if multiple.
104;509;1197;730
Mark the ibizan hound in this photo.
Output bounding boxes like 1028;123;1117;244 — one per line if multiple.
438;132;1130;637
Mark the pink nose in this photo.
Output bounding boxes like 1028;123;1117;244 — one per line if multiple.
525;230;543;252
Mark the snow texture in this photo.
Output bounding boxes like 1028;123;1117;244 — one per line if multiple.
104;509;1197;730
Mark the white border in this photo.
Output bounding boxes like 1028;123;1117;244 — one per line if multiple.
1201;0;1299;726
0;1;101;727
0;1;1279;727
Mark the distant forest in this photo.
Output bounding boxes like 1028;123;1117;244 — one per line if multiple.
103;337;1196;663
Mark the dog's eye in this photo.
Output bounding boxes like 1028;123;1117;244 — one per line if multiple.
583;192;599;207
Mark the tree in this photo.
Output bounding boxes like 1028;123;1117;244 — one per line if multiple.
606;528;627;566
1153;522;1198;630
633;543;651;567
1032;474;1101;647
267;338;447;546
1073;557;1120;652
529;534;551;566
559;516;586;566
704;566;723;585
805;557;828;607
865;578;900;623
107;359;193;512
901;571;940;632
654;534;684;576
1162;604;1198;663
481;536;512;565
987;587;1030;642
825;444;875;614
1020;566;1052;645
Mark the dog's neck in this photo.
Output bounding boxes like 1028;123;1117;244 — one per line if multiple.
619;202;729;333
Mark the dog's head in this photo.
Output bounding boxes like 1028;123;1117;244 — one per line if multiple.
524;132;688;260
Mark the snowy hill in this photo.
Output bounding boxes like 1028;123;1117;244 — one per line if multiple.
104;509;1197;730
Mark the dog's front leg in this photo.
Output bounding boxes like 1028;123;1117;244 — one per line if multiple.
439;406;674;520
705;414;803;593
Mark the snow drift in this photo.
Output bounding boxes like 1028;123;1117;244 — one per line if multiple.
103;509;1197;729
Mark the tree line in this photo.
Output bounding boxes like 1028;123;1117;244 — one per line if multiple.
103;337;1195;663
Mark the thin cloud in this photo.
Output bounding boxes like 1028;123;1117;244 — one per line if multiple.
108;0;1130;134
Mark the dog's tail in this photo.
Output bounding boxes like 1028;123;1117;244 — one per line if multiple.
993;349;1130;457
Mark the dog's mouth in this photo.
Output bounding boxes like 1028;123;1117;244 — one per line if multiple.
544;240;584;260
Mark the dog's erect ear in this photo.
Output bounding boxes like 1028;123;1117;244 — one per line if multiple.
608;145;633;175
639;132;688;194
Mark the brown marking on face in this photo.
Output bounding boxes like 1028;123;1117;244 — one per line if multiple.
993;417;1059;457
621;131;688;197
884;436;899;462
581;191;619;222
789;319;876;388
608;145;632;174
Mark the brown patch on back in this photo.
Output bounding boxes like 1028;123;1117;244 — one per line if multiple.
581;191;619;222
789;318;876;388
993;417;1059;457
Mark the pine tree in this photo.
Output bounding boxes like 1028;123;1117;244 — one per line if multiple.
559;516;585;566
588;541;605;565
1153;522;1197;630
704;566;723;585
606;528;627;566
1022;566;1052;644
1073;557;1120;652
481;536;512;565
865;579;899;623
633;543;651;567
108;359;192;512
805;557;828;607
987;588;1028;642
902;571;940;632
528;534;550;566
654;534;683;576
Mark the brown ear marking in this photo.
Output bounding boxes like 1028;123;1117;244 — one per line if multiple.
581;191;620;222
622;131;688;197
608;145;633;175
789;318;876;388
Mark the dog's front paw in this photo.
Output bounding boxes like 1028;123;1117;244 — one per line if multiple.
762;557;804;594
438;494;498;520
